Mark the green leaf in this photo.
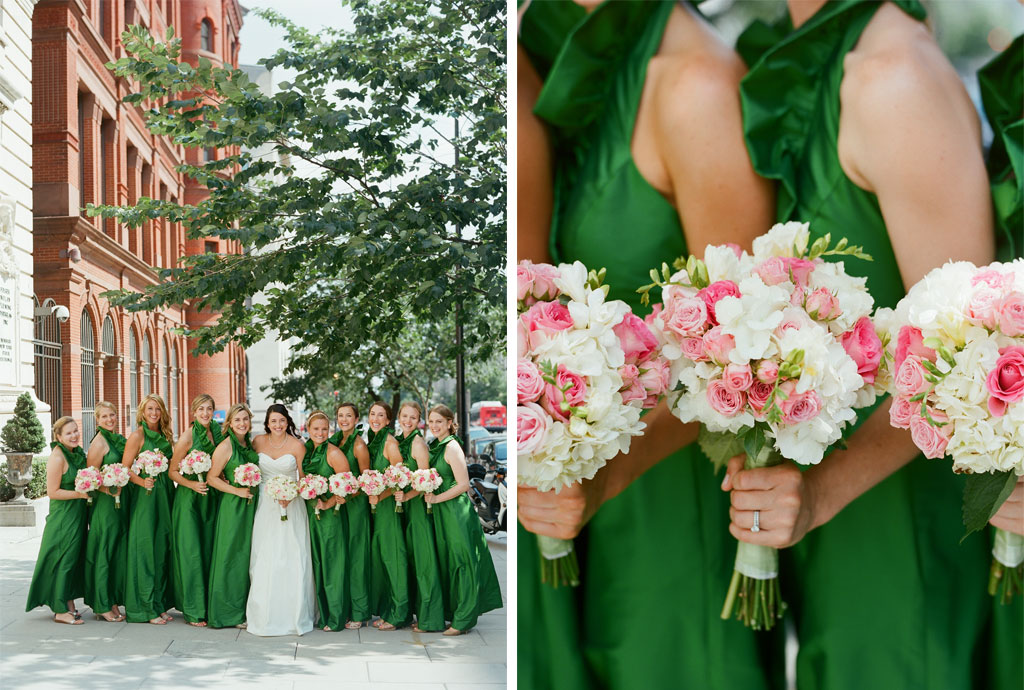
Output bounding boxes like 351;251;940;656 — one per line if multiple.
697;427;745;472
961;471;1018;541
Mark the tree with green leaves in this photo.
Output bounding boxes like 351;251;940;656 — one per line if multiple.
90;0;506;369
1;393;47;454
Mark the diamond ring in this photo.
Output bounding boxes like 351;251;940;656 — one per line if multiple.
751;510;761;533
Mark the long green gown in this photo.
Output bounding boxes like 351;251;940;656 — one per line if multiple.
518;2;778;687
738;2;1022;688
428;435;502;630
303;438;350;630
124;425;175;623
397;429;445;631
368;428;411;627
25;442;89;614
206;431;258;628
83;428;128;615
170;421;222;624
330;429;372;624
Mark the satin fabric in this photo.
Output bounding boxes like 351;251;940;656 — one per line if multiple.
303;439;350;630
331;429;373;623
83;428;128;614
368;428;411;627
398;429;445;631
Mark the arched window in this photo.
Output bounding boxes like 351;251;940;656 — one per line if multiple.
33;296;63;420
129;328;138;424
101;316;115;356
200;18;213;52
171;340;180;434
142;334;152;397
80;310;97;447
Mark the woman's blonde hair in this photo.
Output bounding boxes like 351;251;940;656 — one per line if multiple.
399;400;423;420
428;404;458;434
190;393;216;418
307;410;330;429
137;394;173;443
95;401;117;416
52;416;77;440
222;403;252;439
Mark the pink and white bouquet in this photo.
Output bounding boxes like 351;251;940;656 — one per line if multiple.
383;464;413;513
410;468;443;513
298;474;329;520
359;470;386;514
518;260;664;587
266;475;298;521
328;471;360;513
132;450;169;495
881;259;1024;602
641;222;879;629
233;462;261;504
74;467;102;505
101;463;130;509
180;449;213;483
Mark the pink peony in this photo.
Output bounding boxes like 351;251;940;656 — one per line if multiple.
971;269;1015;291
663;295;708;337
997;292;1024;336
521;301;573;334
894;326;936;371
889;396;917;429
747;380;774;416
966;286;1002;330
517;359;545;404
805;288;841;321
779;387;823;424
755;360;779;383
894;355;929;397
614;312;659;365
722;363;753;393
517;403;551;455
541;365;587;423
986;346;1024;417
840;316;883;385
909;410;950;459
706;379;746;417
702;326;735;365
680;337;708;362
696;281;741;326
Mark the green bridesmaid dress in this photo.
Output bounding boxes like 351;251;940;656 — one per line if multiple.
397;429;444;631
738;2;1021;688
124;425;175;623
170;420;222;624
25;442;89;614
303;438;350;630
428;435;502;630
331;429;372;624
368;428;411;627
518;2;778;687
206;431;258;628
83;428;128;615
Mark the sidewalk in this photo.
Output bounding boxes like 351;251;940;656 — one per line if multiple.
0;498;506;689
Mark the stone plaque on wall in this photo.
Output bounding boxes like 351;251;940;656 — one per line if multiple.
0;196;18;388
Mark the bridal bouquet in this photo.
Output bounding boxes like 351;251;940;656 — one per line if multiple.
640;222;881;629
383;464;413;513
74;467;102;505
233;462;261;504
328;472;360;513
266;475;298;521
359;470;386;514
133;450;169;495
881;259;1024;602
180;449;213;488
101;463;130;509
518;260;662;587
410;468;442;513
298;474;329;520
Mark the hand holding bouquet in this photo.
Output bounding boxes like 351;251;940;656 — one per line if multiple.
74;467;102;505
410;468;443;513
359;470;386;514
133;450;169;495
383;464;412;513
328;472;360;512
266;475;298;521
101;463;130;508
233;462;261;504
298;474;329;519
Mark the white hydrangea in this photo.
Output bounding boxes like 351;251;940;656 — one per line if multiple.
752;221;811;259
806;260;872;334
715;276;789;362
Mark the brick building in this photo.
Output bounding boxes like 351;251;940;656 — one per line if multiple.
32;0;247;444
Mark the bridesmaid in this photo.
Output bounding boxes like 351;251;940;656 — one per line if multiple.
123;394;176;625
366;401;411;630
330;402;372;629
167;394;222;627
425;405;502;636
83;401;127;622
25;417;90;624
304;410;350;631
396;401;444;633
206;403;259;629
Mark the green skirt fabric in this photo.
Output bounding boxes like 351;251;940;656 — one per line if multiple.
170;484;218;623
371;495;411;627
83;487;128;613
26;496;88;614
347;492;373;622
206;491;256;628
307;497;350;630
124;476;175;622
403;494;445;631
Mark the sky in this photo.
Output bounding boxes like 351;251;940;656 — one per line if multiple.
237;0;354;74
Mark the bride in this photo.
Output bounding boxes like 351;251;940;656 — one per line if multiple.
245;404;315;636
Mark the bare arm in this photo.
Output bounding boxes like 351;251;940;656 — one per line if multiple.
353;438;370;473
319;444;351;510
121;429;152;490
46;448;87;501
86;435;112;495
428;442;470;504
517;44;553;263
207;438;250;500
403;436;432;501
168;429;205;494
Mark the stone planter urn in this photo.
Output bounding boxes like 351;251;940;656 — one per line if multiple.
4;451;34;504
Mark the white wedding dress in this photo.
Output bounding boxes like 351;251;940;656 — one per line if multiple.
245;452;315;636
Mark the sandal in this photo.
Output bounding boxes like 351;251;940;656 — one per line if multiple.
95;611;122;622
344;620;363;630
235;622;247;629
54;613;83;625
159;612;173;621
148;617;167;625
371;619;383;629
377;622;396;631
187;621;207;627
442;627;467;636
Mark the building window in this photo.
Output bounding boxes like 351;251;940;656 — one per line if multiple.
77;93;86;211
142;334;152;397
129;328;138;424
33;296;63;420
205;241;218;254
201;19;213;52
99;0;110;43
204;147;215;162
80;310;97;447
170;340;180;434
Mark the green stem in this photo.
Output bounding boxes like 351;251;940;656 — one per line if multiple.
721;569;741;620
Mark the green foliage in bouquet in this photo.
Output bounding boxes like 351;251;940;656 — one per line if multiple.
0;393;47;454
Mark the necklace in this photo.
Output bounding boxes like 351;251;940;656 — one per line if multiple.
267;433;287;450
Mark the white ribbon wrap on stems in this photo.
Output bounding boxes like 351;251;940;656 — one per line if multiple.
734;542;779;580
993;527;1024;568
537;535;573;560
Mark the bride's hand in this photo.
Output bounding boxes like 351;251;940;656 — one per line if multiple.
722;454;816;548
278;499;290;509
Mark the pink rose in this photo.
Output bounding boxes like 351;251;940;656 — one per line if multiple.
986;345;1024;417
521;301;573;334
696;280;741;326
722;363;753;393
619;369;647;406
840;316;883;385
517;318;531;359
909;410;950;459
756;360;779;384
894;355;929;397
517;402;551;456
971;269;1014;291
706;379;746;417
779;387;823;424
889;396;916;430
532;263;561;301
702;326;736;365
781;257;816;289
789;287;806;308
805;288;841;321
517;262;536;303
747;380;774;416
638;357;671;405
776;308;812;336
517;359;545;404
680;337;708;362
997;292;1024;336
614;312;659;365
894;326;936;371
966;286;1002;330
541;365;587;423
662;295;708;337
753;257;789;286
